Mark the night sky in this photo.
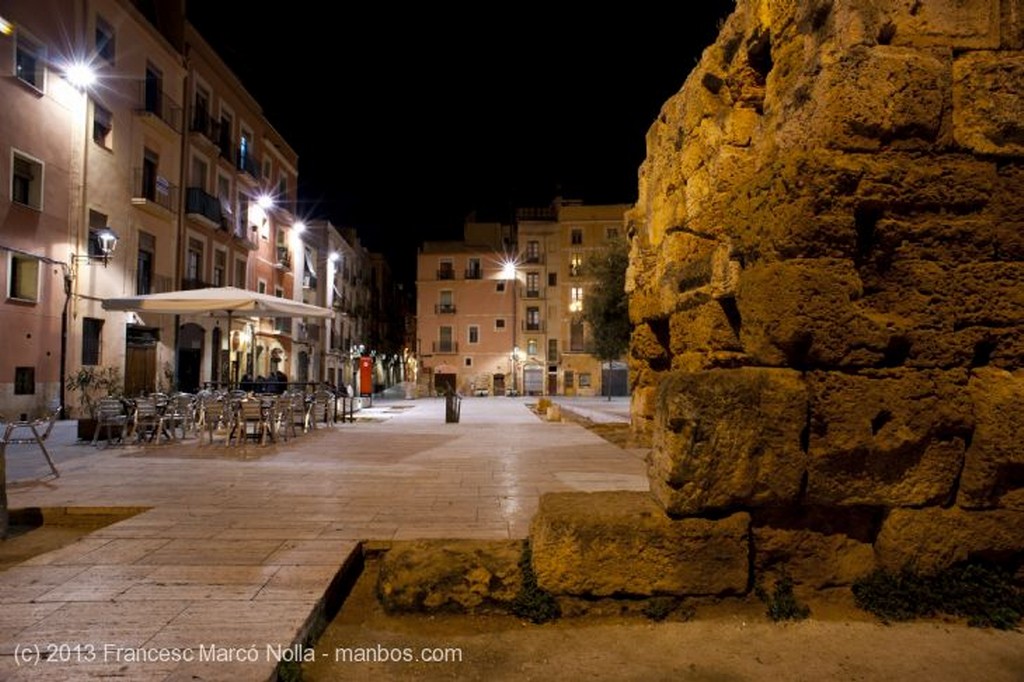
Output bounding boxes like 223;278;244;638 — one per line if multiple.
185;4;737;273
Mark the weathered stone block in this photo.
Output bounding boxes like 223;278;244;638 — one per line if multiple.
530;491;750;597
630;323;668;362
955;53;1024;155
889;0;1001;49
668;301;742;356
736;259;890;368
876;507;1024;573
648;368;808;515
753;507;881;588
958;368;1024;509
806;370;973;506
378;540;523;612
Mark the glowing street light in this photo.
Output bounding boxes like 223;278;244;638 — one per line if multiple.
64;61;96;90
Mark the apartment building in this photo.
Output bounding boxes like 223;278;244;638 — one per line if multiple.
415;202;629;397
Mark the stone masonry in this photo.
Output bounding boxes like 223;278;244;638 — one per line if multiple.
621;0;1024;591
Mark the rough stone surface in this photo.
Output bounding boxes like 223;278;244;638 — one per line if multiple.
377;540;523;613
875;507;1024;574
958;368;1024;510
530;492;750;597
626;0;1024;587
649;369;808;516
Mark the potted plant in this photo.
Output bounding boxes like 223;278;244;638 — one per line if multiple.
65;366;124;440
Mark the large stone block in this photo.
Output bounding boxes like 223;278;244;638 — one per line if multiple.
736;259;890;368
648;368;808;515
876;507;1024;573
806;370;973;506
753;506;881;588
668;301;742;356
955;53;1024;156
958;368;1024;509
377;540;523;613
530;491;750;597
889;0;1001;49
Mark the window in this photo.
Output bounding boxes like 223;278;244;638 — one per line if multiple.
93;102;113;148
8;253;39;302
186;237;203;283
438;259;454;280
464;357;473;367
526;307;541;331
467;257;481;279
218;111;233;158
570;286;584;313
570;253;583;277
82;317;103;365
495;318;506;330
606;226;619;240
565;371;574;389
257;279;267;294
525;240;540;263
526;272;540;297
88;210;109;258
571;229;583;245
496;281;506;293
527;339;537;355
234;258;247;288
193;86;210;133
579;372;592;388
14;367;35;395
548;339;558;361
137;232;154;294
213;250;226;286
95;16;115;64
237;192;250;235
277;174;288;203
190;156;208;191
141;148;158;201
15;31;45;90
144;63;163;117
468;325;479;344
439;326;454;353
570;319;585;351
12;151;43;209
548;272;557;286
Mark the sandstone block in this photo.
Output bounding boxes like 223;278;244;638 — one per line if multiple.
668;301;742;356
648;368;808;515
875;507;1024;573
958;368;1024;509
530;491;750;597
630;323;669;362
806;370;973;506
378;540;523;612
753;506;880;588
889;0;1001;49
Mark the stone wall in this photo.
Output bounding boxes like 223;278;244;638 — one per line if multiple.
627;0;1024;585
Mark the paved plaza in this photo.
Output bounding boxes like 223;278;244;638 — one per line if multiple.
0;392;645;681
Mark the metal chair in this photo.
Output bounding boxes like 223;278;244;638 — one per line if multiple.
92;397;129;447
1;403;61;478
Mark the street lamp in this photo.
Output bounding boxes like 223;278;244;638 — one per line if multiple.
500;257;519;396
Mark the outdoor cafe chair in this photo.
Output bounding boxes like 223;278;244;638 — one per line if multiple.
163;392;197;439
199;397;236;446
92;397;129;447
1;403;61;478
132;396;169;443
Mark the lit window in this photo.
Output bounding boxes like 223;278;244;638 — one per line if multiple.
12;151;43;209
8;253;39;302
569;286;583;313
527;339;537;355
15;31;45;90
570;253;583;277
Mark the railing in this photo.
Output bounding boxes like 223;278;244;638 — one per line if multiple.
189;110;220;145
181;278;211;291
523;320;546;332
276;246;291;268
185;187;221;225
464;268;482;279
434;303;456;314
132;168;177;213
437;269;455;280
432;341;458;353
237;148;261;180
524;287;545;299
135;82;182;132
523;253;544;264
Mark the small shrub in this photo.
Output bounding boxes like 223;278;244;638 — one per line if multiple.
755;572;810;622
853;562;1024;630
511;542;561;624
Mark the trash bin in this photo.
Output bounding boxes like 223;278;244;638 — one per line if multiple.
445;393;462;423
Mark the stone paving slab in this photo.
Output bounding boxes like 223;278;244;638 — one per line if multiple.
0;395;647;681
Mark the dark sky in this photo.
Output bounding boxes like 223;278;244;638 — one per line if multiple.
185;4;736;270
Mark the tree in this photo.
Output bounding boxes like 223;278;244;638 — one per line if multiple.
580;235;631;399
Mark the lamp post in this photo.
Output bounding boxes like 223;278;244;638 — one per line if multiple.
500;258;519;396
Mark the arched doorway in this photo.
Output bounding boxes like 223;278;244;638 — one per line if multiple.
177;323;205;393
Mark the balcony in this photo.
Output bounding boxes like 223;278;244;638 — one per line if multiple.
524;287;545;299
181;278;212;291
276;246;291;269
185;187;222;227
523;253;544;264
437;268;455;280
189;110;220;148
132;168;177;215
297;323;321;343
135;83;182;133
523;320;546;332
236;148;261;181
432;341;458;353
465;268;482;280
435;303;456;314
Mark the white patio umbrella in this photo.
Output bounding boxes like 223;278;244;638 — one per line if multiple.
102;286;334;388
